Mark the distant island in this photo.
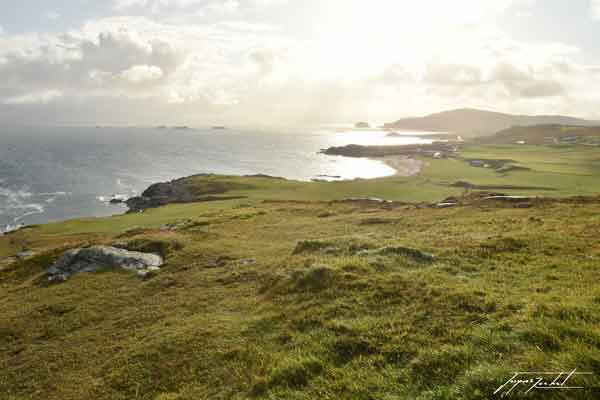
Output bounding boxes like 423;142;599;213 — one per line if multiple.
383;108;598;136
212;126;227;130
354;122;370;128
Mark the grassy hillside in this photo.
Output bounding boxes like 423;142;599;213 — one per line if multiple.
2;141;600;399
1;172;600;399
479;125;600;145
422;144;600;197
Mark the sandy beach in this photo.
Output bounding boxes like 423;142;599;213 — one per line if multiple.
377;155;424;177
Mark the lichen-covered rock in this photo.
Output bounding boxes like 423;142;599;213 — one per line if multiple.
47;246;163;281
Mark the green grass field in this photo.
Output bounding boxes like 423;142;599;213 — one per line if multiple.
1;144;600;399
421;144;600;197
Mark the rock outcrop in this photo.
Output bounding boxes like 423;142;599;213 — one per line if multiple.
47;246;164;281
126;175;248;212
321;142;458;158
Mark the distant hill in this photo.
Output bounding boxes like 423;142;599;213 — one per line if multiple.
478;124;600;145
383;108;598;136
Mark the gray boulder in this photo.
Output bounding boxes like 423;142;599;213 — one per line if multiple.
47;246;163;281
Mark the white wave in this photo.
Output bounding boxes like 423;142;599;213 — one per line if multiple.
0;187;33;200
10;203;45;211
0;186;46;227
37;191;70;204
0;223;25;235
12;204;45;221
37;191;70;197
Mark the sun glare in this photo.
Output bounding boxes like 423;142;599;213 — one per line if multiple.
304;0;505;82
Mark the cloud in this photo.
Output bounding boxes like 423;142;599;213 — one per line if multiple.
120;65;164;83
46;11;61;20
113;0;285;15
2;90;63;105
113;0;148;10
592;0;600;19
0;15;293;123
205;0;239;14
0;18;187;114
518;80;564;98
489;61;567;98
424;64;483;86
113;0;233;13
1;2;599;124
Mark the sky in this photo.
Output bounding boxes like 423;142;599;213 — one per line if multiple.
1;0;600;126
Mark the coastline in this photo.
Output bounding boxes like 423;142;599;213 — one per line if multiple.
1;152;422;234
0;159;413;234
375;155;424;177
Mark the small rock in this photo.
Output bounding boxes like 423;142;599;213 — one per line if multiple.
240;258;257;266
205;257;230;268
136;269;157;278
359;246;435;263
436;202;457;208
16;251;35;260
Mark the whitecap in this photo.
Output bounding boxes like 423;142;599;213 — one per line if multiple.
38;191;70;197
0;187;33;200
12;204;45;221
0;187;44;224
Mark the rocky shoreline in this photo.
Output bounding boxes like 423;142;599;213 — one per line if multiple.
320;142;459;158
125;174;249;213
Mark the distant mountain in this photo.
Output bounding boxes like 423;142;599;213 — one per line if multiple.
383;108;598;136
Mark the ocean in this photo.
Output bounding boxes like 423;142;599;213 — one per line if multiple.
0;125;433;232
